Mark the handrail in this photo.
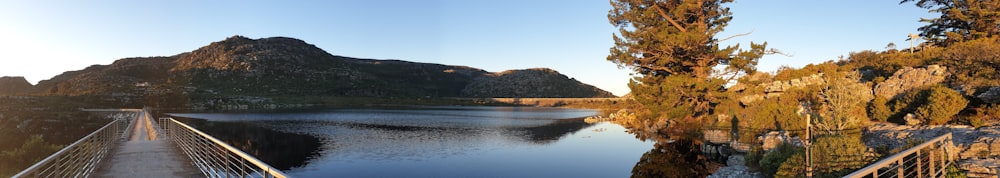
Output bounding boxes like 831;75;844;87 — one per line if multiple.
13;117;127;178
162;117;289;178
844;132;955;178
141;108;158;140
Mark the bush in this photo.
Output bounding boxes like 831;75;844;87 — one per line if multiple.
774;151;806;178
758;143;801;177
889;88;931;122
940;37;1000;95
869;97;892;122
916;85;968;125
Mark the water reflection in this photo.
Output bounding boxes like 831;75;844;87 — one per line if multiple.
170;107;655;177
169;117;322;170
631;140;723;178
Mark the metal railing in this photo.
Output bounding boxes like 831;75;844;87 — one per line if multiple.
162;117;288;178
140;108;158;140
12;114;134;178
844;133;956;178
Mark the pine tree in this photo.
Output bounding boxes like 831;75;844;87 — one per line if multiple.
901;0;1000;46
608;0;776;124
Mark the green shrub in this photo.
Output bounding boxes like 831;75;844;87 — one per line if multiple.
946;164;968;178
916;85;968;125
889;88;931;123
869;97;892;122
758;143;801;177
969;116;986;128
987;104;1000;118
774;151;806;178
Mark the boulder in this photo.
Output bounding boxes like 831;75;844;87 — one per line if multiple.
874;65;948;99
739;95;763;106
977;87;1000;104
759;131;790;151
904;113;921;126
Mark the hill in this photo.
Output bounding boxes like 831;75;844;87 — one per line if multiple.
0;77;31;95
6;36;614;102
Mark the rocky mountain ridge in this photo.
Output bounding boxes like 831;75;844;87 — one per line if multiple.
0;77;31;95
1;36;614;99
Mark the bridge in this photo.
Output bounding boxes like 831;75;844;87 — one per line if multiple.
13;108;288;178
845;132;957;178
703;128;958;177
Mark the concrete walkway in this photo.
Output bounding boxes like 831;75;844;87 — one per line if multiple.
94;112;202;178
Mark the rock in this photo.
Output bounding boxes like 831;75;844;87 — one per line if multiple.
740;95;764;106
904;113;922;125
708;155;763;178
959;159;1000;178
759;131;790;151
726;154;746;166
874;65;948;99
978;87;1000;104
964;142;991;159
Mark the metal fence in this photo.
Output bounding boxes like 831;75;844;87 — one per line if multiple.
844;133;956;178
12;115;133;178
162;117;288;178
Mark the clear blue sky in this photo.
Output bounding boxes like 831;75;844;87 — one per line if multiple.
0;0;932;96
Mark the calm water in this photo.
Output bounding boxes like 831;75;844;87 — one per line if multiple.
170;106;655;177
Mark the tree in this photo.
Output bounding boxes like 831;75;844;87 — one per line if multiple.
608;0;776;124
816;73;872;132
900;0;1000;46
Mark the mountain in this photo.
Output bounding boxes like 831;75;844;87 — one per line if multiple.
18;36;615;99
462;68;614;98
0;76;32;95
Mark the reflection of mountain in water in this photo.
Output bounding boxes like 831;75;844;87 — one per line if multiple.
511;118;592;144
170;117;322;170
167;107;598;166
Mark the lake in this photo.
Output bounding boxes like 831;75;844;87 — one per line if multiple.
169;106;656;177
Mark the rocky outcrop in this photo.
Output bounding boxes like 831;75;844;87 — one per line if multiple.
764;73;825;93
977;87;1000;104
738;73;825;105
0;76;32;95
960;159;1000;177
460;68;615;98
874;65;948;99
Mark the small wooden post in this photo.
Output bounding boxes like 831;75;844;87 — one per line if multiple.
805;113;812;178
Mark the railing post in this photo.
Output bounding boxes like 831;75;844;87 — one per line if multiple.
927;147;943;177
897;158;904;178
917;149;923;177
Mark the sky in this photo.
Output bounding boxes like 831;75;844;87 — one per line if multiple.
0;0;933;96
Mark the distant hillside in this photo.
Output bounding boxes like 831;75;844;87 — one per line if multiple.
8;36;614;99
462;68;615;98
